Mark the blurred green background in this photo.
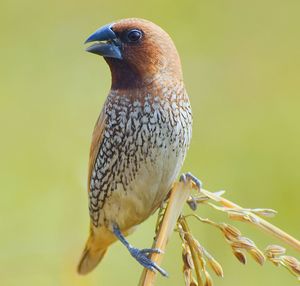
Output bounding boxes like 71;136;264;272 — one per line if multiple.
1;0;300;285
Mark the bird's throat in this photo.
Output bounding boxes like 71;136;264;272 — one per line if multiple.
105;58;146;89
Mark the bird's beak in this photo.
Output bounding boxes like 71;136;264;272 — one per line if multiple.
84;23;122;60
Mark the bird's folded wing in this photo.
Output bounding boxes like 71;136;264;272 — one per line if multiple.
87;108;106;192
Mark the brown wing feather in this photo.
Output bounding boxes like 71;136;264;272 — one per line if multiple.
87;109;106;192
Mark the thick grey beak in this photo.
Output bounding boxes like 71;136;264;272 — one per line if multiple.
84;23;122;60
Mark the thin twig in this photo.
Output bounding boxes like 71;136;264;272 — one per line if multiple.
138;181;192;286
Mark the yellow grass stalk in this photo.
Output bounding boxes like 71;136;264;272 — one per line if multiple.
138;180;192;286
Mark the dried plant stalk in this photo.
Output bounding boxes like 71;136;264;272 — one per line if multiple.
198;188;300;252
138;180;192;286
138;178;300;285
178;216;205;286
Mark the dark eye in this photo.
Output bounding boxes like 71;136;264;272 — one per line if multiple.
127;29;142;42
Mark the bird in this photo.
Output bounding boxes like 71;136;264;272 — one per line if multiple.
78;18;196;276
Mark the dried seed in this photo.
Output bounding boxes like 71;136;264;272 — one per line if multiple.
251;208;277;218
193;239;204;255
228;212;249;222
224;232;235;242
281;256;300;269
282;256;299;268
290;266;300;276
183;268;192;286
237;237;255;249
233;249;247;264
192;239;207;269
248;248;265;265
265;245;286;257
207;257;224;277
182;248;194;269
204;270;213;286
231;241;252;250
222;223;241;238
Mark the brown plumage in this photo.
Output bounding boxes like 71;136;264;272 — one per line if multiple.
78;18;192;275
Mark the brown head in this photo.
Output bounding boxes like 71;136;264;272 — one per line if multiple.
85;18;182;89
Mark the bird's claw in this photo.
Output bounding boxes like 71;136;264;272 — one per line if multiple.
129;247;168;277
139;248;164;255
180;172;203;189
180;173;203;211
187;195;198;211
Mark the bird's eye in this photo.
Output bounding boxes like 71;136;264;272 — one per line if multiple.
127;29;142;42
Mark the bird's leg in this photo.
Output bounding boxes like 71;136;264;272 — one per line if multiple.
180;172;203;210
112;224;168;277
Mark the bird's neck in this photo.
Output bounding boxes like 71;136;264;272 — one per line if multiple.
108;75;185;106
105;58;183;90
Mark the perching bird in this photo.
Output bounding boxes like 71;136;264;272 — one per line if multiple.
78;18;194;276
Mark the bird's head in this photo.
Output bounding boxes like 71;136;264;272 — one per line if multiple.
85;18;182;89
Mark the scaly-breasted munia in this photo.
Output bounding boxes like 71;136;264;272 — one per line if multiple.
78;18;193;276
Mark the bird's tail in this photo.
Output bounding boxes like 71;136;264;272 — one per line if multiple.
77;233;108;275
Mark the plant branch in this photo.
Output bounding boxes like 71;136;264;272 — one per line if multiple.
138;179;300;286
198;188;300;252
138;181;192;286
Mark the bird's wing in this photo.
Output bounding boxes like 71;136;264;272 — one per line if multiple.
87;108;106;192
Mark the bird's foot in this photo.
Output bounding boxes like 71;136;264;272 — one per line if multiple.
180;172;203;210
186;195;198;211
128;246;168;277
112;224;168;277
180;172;203;189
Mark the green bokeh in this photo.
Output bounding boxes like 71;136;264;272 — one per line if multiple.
1;1;300;285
